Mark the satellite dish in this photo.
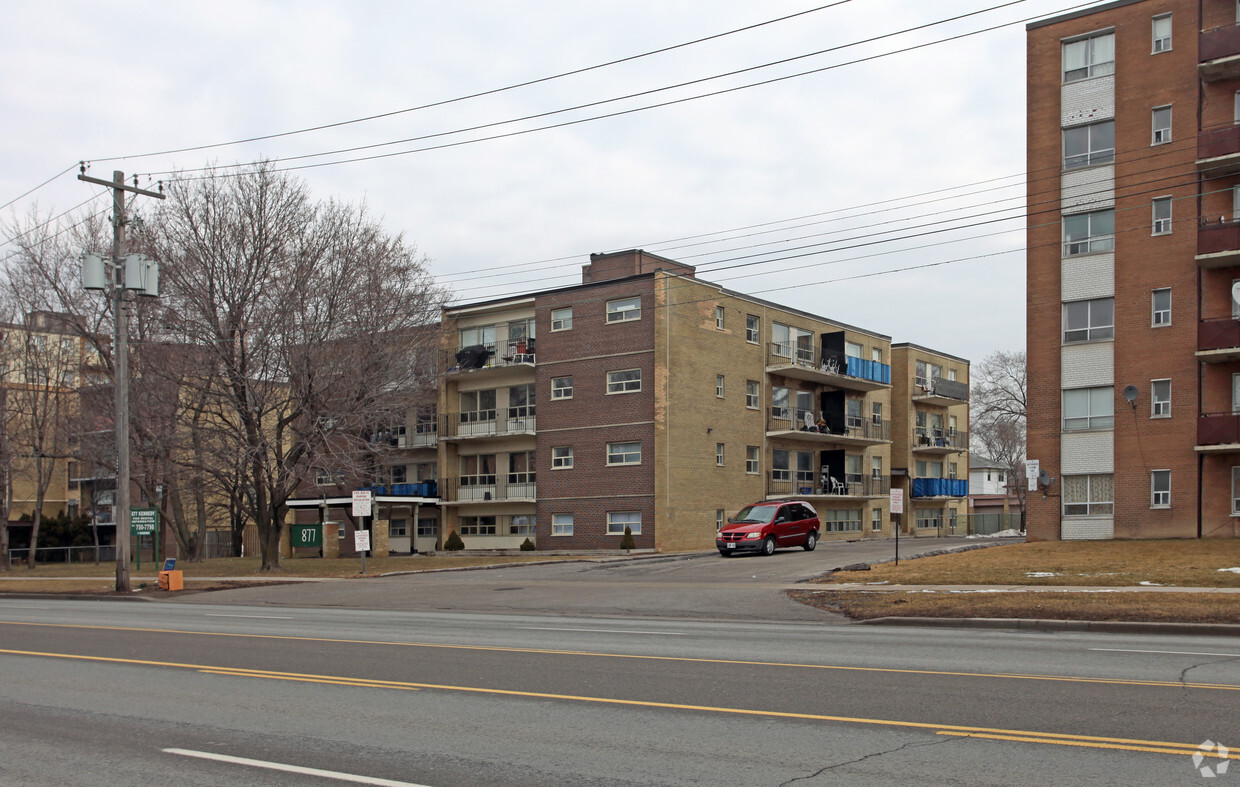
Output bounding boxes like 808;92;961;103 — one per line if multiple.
1123;385;1139;403
1232;281;1240;306
1038;470;1054;488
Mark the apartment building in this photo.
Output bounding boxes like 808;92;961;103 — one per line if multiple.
432;249;969;552
1027;0;1240;540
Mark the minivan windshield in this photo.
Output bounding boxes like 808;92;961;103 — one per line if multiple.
730;504;779;524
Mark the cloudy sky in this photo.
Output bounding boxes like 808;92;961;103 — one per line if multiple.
0;0;1083;364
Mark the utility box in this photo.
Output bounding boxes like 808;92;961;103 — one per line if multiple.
158;570;183;591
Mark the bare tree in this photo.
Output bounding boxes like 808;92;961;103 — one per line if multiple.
970;350;1028;523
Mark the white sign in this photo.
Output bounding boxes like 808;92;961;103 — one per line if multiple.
354;530;371;552
1026;460;1040;488
889;488;904;514
352;490;373;517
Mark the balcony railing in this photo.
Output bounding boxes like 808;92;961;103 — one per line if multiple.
1198;413;1240;447
441;476;536;503
913;428;969;451
766;410;891;443
1201;25;1240;81
912;377;969;403
911;477;969;497
768;473;890;498
1198;125;1240;166
440;409;536;439
356;482;439;497
1199;317;1240;353
445;338;536;374
766;344;891;388
1198;218;1240;262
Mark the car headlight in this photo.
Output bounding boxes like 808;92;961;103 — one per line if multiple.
744;531;763;539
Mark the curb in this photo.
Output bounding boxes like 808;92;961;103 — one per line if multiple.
857;615;1240;637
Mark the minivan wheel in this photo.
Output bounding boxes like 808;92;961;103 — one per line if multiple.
803;531;817;551
761;537;776;556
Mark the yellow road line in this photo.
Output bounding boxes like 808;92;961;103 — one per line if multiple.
1;619;1236;692
0;647;1228;760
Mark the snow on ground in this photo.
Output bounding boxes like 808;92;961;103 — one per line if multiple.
1219;567;1240;573
1025;572;1058;578
966;529;1024;539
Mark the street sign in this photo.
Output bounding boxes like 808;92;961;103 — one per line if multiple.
130;507;158;534
291;524;321;548
1026;459;1040;489
889;488;904;514
354;530;371;552
352;490;373;517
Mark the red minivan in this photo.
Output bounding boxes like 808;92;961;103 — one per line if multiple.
716;500;820;556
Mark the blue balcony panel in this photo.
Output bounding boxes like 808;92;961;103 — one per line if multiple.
911;478;968;497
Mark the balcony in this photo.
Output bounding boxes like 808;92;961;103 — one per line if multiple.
440;476;536;504
911;477;969;498
1197;413;1240;451
356;482;439;497
1200;25;1240;82
1197;219;1240;267
912;429;969;454
766;344;891;392
1197;125;1240;175
767;473;890;499
1198;318;1240;362
912;377;969;406
370;424;438;449
766;410;891;447
445;338;536;377
440;409;536;441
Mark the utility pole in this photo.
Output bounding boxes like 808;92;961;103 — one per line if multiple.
78;168;164;592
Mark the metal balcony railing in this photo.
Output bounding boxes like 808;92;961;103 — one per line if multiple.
440;408;536;439
445;338;536;374
1198;412;1240;446
768;473;890;498
913;428;969;451
441;476;537;502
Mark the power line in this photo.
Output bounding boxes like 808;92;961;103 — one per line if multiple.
0;163;80;213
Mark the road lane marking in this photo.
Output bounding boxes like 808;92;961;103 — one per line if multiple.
164;749;431;786
3;620;1238;692
1090;648;1240;658
518;626;686;635
3;648;1231;762
200;668;420;691
935;731;1217;757
203;614;295;620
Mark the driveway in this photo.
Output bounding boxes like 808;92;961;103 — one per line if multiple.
168;536;1020;622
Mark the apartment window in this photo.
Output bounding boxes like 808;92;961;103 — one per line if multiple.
1152;288;1171;326
1063;31;1115;82
772;449;790;481
1063;120;1114;169
460;389;497;421
607;441;642;465
510;515;536;536
871;402;882;425
1151;106;1171;145
552;513;574;536
746;380;760;409
315;468;343;486
1063;297;1114;343
508;451;535;487
871;456;882;479
746;315;760;344
390;465;407;485
1232;467;1240;515
1152;379;1171;418
822;509;862;534
607;511;642;536
551;307;573;331
948;462;958;479
459;324;496;351
1152;196;1172;234
552;445;574;469
715;306;725;330
606;296;641;323
460;454;496;486
916;460;944;479
845;341;863;358
915;360;928;387
716;509;725;530
771;386;790;419
948;369;957;381
1064;386;1114;430
871;508;883;531
772;323;791;357
915;508;943;530
460;516;497;536
1151;470;1171;508
715;443;725;466
416;518;438;537
1063;210;1115;256
607;368;641;394
550;376;573;400
746;446;760;475
716;375;725;398
871;347;883;363
1062;474;1115;515
1152;14;1171;53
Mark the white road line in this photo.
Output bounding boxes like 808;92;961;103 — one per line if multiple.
518;626;685;635
1090;648;1240;658
203;614;295;620
163;748;433;786
0;605;50;609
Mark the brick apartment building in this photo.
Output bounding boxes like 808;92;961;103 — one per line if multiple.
1026;0;1240;540
426;249;969;552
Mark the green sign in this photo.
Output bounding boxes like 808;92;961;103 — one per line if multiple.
130;507;158;534
291;524;322;548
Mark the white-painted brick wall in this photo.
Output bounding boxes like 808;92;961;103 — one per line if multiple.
1062;517;1114;539
1061;75;1115;126
1062;430;1114;473
1061;342;1114;387
1062;165;1114;212
1061;253;1114;300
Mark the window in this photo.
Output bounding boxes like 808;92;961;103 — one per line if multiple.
460;454;497;486
607;441;642;465
390;465;407;485
414;462;437;482
948;369;957;381
459;324;496;351
510;514;536;535
551;307;573;331
1232;467;1240;515
416;518;438;537
846;398;863;429
551;376;573;400
871;456;882;479
948;462;958;479
915;460;943;478
1064;386;1114;430
460;516;497;536
552;513;574;536
1152;14;1171;52
915;508;943;530
607;511;642;536
771;386;790;419
552;445;573;469
715;306;725;330
508;384;535;419
746;380;760;409
746;446;760;475
1063;31;1115;82
772;449;790;481
1152;196;1172;234
1062;474;1115;515
1063;120;1114;169
508;451;535;486
716;375;725;398
607;368;641;394
1152;379;1171;417
716;509;725;531
772;323;791;357
845;341;863;358
1063;297;1114;343
822;509;861;533
315;468;343;486
746;315;760;344
460;389;497;420
871;508;883;531
1152;288;1171;326
1151;106;1171;145
1151;470;1170;508
872;402;882;425
606;296;641;323
915;360;928;387
1063;209;1115;256
715;443;725;466
871;347;883;363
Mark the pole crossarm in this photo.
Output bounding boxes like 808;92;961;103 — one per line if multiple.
77;174;166;201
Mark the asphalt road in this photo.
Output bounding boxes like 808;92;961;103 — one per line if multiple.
0;599;1235;785
166;536;1017;621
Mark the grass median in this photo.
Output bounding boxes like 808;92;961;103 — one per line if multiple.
789;539;1240;624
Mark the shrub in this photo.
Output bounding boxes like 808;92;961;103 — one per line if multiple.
619;526;636;550
519;538;536;552
443;530;465;551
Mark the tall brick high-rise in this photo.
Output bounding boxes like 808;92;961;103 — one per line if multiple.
1027;0;1240;540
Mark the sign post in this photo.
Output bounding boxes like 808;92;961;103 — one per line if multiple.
130;507;158;572
889;488;904;566
354;530;371;574
352;491;373;573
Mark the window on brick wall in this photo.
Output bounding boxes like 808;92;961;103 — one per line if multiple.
1152;14;1171;53
715;306;725;330
1232;467;1240;515
746;314;760;344
1151;470;1171;508
746;445;760;475
1063;297;1114;343
607;441;641;465
1152;379;1171;418
551;307;573;331
1152;288;1171;326
1151;107;1171;145
1152;196;1172;234
552;513;573;536
871;508;882;531
715;443;725;466
551;376;573;400
606;296;641;323
1063;31;1115;82
1063;121;1114;169
1063;474;1114;515
1063;210;1115;256
746;380;760;409
1064;386;1114;430
552;445;573;469
607;368;641;394
607;511;641;536
716;374;725;398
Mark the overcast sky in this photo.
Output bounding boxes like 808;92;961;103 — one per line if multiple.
0;0;1083;365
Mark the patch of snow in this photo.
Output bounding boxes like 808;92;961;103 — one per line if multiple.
965;529;1025;539
1219;567;1240;574
865;581;890;585
948;589;1026;594
1025;572;1058;578
1138;581;1163;586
